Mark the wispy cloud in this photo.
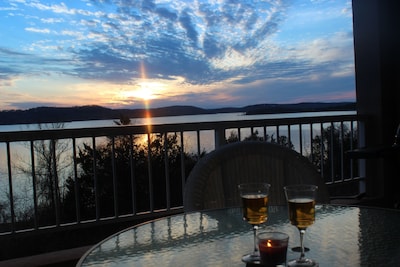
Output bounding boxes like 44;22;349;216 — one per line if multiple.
66;0;293;86
25;27;51;33
0;0;355;110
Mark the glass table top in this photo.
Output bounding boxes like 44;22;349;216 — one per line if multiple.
78;205;400;267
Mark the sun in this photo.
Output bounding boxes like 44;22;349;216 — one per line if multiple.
135;83;155;100
121;81;164;101
134;82;159;100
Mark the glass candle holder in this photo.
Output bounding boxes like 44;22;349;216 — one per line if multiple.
258;231;289;266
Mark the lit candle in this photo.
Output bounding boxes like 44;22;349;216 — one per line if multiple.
258;232;289;266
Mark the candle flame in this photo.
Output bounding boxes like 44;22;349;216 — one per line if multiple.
267;240;272;247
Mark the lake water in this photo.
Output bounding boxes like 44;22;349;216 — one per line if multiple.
0;110;356;132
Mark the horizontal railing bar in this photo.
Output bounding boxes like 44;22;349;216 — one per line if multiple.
325;176;366;185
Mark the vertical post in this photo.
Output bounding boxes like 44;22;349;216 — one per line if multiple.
299;124;303;155
163;132;171;210
310;123;314;163
129;134;136;214
320;123;325;179
111;136;118;217
180;131;186;205
329;122;335;183
340;121;345;182
51;139;60;226
92;136;100;221
147;132;154;212
196;130;201;157
6;142;15;233
30;140;38;229
72;138;81;223
358;121;366;194
214;127;226;149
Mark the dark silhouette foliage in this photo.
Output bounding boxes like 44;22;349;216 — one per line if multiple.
62;133;198;221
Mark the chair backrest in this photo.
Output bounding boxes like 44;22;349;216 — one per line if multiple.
183;141;329;212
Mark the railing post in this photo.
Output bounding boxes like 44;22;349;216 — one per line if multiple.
30;140;39;229
214;127;226;149
6;142;16;233
147;132;154;212
51;139;61;227
163;132;171;210
358;121;366;194
72;138;81;223
111;137;118;217
92;136;100;221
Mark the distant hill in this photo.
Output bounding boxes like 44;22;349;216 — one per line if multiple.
0;102;356;125
244;102;356;115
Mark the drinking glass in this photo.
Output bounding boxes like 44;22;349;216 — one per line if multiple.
238;182;271;263
284;184;318;267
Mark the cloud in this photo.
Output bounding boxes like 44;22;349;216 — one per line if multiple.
179;9;198;44
155;7;178;20
65;0;293;86
8;101;67;110
0;0;356;110
0;46;77;85
40;17;64;23
29;2;76;14
25;27;51;33
0;48;28;82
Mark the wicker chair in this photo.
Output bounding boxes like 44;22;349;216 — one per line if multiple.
183;141;329;212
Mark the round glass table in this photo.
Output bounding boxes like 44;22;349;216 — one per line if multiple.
77;205;400;266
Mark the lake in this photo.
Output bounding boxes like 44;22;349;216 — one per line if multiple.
0;110;356;132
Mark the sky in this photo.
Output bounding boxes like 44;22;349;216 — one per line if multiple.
0;0;355;110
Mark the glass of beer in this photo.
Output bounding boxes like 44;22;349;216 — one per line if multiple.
284;184;318;267
238;182;271;264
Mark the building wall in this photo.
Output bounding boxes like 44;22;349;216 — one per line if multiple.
352;0;400;207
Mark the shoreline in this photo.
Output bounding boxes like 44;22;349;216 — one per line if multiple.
0;102;356;126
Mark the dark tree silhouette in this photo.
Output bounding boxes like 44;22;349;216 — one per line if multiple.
62;132;198;221
13;123;72;226
226;129;294;149
309;123;358;184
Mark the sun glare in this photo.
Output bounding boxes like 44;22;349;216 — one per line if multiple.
121;81;166;101
135;86;154;100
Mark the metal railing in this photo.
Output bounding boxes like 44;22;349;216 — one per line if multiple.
0;113;362;236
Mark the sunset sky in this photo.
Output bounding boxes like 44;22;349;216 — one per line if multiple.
0;0;355;111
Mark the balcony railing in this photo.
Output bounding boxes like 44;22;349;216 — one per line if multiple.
0;113;362;238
